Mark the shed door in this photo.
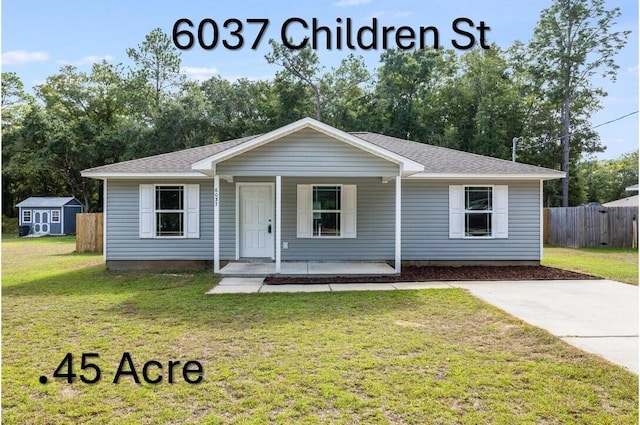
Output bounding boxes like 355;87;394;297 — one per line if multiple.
239;185;274;258
33;211;50;234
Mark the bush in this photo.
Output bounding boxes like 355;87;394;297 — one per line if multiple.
2;216;19;234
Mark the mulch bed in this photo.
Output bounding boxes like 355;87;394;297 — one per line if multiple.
263;266;599;285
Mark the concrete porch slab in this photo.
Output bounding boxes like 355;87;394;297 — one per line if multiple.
219;261;395;276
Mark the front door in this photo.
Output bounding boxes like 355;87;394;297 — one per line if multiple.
33;211;50;234
239;185;274;258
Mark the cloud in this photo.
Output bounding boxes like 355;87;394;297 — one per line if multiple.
334;0;370;6
57;55;113;66
181;66;219;81
2;50;49;65
627;65;639;74
368;10;411;20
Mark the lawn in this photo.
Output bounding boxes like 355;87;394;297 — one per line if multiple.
543;246;639;285
2;236;638;424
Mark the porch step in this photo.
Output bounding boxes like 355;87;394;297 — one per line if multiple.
218;261;397;277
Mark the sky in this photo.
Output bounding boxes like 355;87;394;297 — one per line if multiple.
2;0;638;160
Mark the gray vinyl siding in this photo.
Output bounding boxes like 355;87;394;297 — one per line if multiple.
280;177;394;261
106;180;214;260
216;128;399;177
402;180;541;260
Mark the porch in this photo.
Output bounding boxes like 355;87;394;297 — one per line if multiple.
218;261;397;277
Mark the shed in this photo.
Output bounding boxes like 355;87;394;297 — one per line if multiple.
16;197;84;235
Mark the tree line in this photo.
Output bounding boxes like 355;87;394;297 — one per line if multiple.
2;0;634;216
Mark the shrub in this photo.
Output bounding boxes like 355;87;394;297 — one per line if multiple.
2;216;19;234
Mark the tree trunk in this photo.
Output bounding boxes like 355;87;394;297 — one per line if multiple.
561;92;571;207
312;84;321;121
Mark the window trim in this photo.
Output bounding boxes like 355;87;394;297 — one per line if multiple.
462;185;494;239
154;184;186;239
51;209;61;223
22;209;32;223
311;184;343;239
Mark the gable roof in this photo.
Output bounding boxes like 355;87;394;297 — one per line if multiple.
603;195;639;207
82;118;565;180
16;197;81;208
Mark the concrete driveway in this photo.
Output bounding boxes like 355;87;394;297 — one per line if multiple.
451;280;638;373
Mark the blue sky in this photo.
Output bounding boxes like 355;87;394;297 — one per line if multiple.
2;0;638;159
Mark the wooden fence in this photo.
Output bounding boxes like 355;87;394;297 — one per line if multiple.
76;213;103;253
544;206;638;248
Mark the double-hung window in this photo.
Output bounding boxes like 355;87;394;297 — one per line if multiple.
297;184;356;238
51;210;61;223
22;210;32;223
449;185;508;239
312;186;341;237
156;186;184;237
139;184;200;238
464;186;492;237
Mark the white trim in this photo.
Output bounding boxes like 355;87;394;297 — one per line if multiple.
409;172;565;180
236;182;276;260
275;176;282;273
81;171;208;179
395;177;401;273
462;185;495;239
191;117;424;175
214;175;220;273
51;209;61;223
22;209;32;223
103;179;108;260
60;205;65;233
153;184;188;239
540;179;544;261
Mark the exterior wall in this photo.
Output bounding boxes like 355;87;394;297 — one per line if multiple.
216;128;399;177
105;179;214;260
20;207;62;234
402;180;541;261
63;205;82;234
104;177;541;264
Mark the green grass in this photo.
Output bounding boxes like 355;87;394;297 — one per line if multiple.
543;246;639;285
3;236;638;424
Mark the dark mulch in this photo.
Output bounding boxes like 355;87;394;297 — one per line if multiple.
263;266;599;285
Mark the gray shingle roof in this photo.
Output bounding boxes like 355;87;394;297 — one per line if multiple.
353;132;564;176
82;129;563;177
16;197;80;207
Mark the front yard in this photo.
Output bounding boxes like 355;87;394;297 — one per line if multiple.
543;246;639;285
2;236;638;424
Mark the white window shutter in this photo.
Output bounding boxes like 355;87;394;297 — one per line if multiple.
139;184;154;238
493;185;508;238
449;185;463;239
297;185;312;238
342;185;357;238
186;184;200;238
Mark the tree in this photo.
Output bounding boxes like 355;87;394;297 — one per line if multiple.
528;0;630;206
126;28;184;111
265;40;369;122
578;151;638;203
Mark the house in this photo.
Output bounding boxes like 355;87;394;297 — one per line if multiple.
603;184;639;207
16;197;84;236
81;118;565;272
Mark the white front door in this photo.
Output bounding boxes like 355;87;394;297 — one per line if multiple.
239;185;274;258
33;211;50;234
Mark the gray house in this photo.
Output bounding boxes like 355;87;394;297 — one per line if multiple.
81;118;564;272
16;197;83;235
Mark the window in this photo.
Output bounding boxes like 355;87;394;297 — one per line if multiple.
312;186;341;237
139;184;199;239
155;186;184;237
22;210;31;223
464;186;492;237
51;210;61;223
449;185;508;239
297;184;356;238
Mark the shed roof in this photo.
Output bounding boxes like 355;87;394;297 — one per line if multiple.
602;195;639;207
16;197;80;208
